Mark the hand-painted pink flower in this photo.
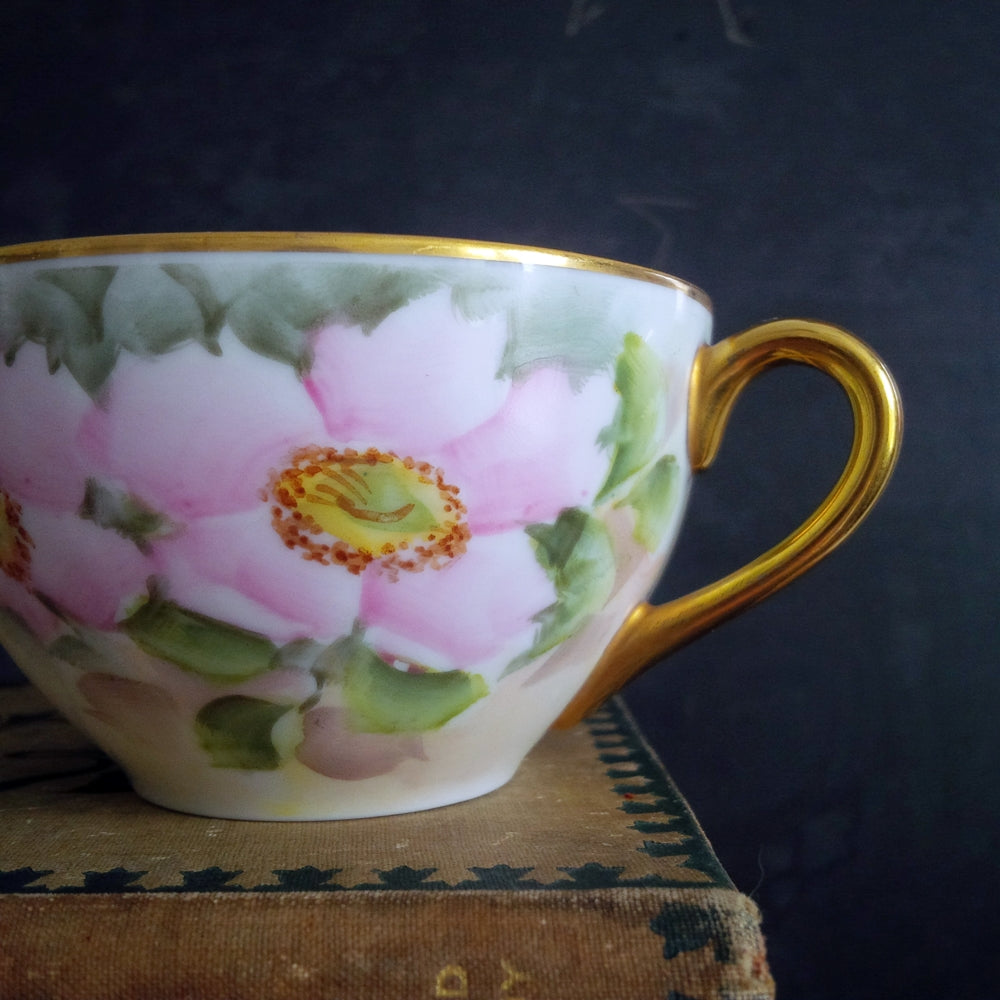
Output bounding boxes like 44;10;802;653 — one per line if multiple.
22;505;153;627
0;345;94;507
0;344;157;634
0;331;323;637
304;289;511;457
4;287;620;675
150;505;363;642
0;569;60;640
0;504;153;639
0;475;150;639
439;366;620;533
79;333;325;519
359;531;556;672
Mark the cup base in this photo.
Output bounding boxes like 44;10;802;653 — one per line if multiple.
127;763;521;821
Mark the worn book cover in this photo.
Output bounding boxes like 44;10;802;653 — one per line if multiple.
0;684;773;999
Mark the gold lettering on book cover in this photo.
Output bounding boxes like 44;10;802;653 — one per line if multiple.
432;960;533;999
500;957;532;998
435;963;469;998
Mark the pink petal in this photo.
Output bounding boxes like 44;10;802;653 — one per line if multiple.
0;573;62;641
0;343;94;509
440;368;618;533
79;332;325;519
20;505;153;628
305;289;509;457
154;507;362;644
359;531;555;673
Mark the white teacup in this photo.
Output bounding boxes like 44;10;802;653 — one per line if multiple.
0;233;901;819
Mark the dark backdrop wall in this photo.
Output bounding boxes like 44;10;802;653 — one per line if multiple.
2;2;997;997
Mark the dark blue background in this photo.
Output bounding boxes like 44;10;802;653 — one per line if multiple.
2;2;997;996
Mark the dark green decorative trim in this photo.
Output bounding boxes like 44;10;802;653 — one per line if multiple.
0;867;55;893
53;868;148;893
583;699;734;890
651;899;739;963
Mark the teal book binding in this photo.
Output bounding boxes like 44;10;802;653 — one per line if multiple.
0;684;773;999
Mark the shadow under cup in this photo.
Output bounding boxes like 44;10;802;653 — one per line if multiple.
0;233;901;819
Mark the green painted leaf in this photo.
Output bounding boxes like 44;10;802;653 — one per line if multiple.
57;336;119;396
79;478;175;553
596;333;668;502
335;631;487;734
227;290;315;372
0;260;461;390
620;454;681;551
450;275;515;322
195;696;295;769
227;262;385;365
225;263;444;372
331;265;443;335
10;269;119;395
505;507;616;675
102;264;206;356
120;593;279;683
47;634;108;672
160;263;228;352
36;267;116;326
497;280;622;387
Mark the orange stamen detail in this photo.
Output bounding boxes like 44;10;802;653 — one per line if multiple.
0;490;34;585
265;445;468;576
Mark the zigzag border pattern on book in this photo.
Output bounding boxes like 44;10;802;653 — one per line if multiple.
0;696;730;894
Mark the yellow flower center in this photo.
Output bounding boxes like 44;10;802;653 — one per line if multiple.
265;447;469;576
0;489;33;584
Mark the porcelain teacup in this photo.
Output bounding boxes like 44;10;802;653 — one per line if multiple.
0;233;901;819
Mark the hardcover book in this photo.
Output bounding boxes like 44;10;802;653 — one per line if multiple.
0;683;773;999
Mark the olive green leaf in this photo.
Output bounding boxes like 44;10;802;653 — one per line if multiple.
36;266;116;325
497;280;622;387
226;262;445;371
3;259;511;393
79;478;175;553
46;633;109;672
330;265;443;335
195;695;295;769
120;591;279;683
102;264;207;356
324;629;487;734
9;267;118;396
596;332;668;502
619;454;681;551
159;263;229;353
0;260;464;391
504;507;616;676
3;263;214;394
450;274;515;322
225;267;326;374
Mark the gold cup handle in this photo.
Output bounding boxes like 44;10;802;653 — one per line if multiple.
554;319;903;728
